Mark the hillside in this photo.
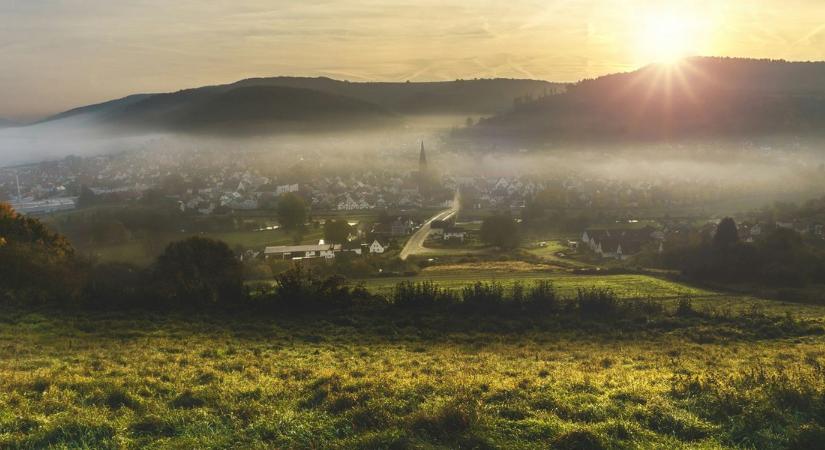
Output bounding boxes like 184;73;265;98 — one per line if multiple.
44;77;561;127
229;77;559;115
97;85;397;135
40;94;154;124
467;57;825;144
0;118;16;128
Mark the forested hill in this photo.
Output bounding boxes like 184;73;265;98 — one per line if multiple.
228;77;560;115
100;86;399;135
30;77;557;136
465;57;825;144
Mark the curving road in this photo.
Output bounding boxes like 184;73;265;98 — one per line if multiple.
399;192;459;260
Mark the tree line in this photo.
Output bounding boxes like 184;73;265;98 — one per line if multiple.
0;202;647;318
660;217;825;287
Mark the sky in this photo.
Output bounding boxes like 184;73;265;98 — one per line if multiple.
1;0;824;121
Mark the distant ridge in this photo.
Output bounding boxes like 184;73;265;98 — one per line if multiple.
106;85;399;135
32;77;559;136
466;57;825;144
38;94;154;125
227;77;559;115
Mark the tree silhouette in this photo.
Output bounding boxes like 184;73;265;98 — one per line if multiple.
324;219;352;244
151;237;243;307
277;193;307;231
713;217;739;248
480;213;520;249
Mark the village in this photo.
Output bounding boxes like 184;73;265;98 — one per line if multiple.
2;143;825;268
0;143;794;217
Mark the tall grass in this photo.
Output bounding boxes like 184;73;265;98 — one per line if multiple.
0;305;822;449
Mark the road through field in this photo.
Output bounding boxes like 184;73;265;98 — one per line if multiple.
399;192;459;260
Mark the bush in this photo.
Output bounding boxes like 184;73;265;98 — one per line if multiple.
461;282;506;311
82;262;143;309
524;280;558;312
149;237;244;308
263;265;372;313
392;281;456;309
675;297;696;317
576;288;619;318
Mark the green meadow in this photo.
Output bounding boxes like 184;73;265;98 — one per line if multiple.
1;284;824;449
359;272;714;300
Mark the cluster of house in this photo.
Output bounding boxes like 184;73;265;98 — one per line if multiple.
263;239;389;260
8;197;77;215
1;159;79;214
370;216;418;237
261;214;426;261
739;220;825;241
10;143;825;240
4;144;746;219
581;225;665;260
430;219;467;242
582;216;825;261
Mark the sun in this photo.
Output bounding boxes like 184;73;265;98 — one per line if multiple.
636;11;698;64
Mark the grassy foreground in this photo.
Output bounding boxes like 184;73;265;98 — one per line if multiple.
1;300;824;449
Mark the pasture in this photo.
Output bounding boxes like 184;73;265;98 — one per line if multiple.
360;270;715;300
84;228;325;267
0;298;823;449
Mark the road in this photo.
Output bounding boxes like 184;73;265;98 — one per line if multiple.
399;192;459;260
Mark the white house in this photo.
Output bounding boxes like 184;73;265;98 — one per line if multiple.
369;240;387;254
276;184;300;195
443;227;466;242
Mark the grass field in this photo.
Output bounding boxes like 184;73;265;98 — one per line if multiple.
81;228;325;267
359;271;716;300
524;240;592;268
0;301;823;449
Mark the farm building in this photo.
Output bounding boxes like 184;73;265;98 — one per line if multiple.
264;243;341;260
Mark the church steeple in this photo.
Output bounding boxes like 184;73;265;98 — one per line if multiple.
419;141;427;171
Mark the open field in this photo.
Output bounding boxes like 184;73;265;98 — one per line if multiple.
81;228;325;266
359;270;718;300
0;302;823;449
524;240;592;268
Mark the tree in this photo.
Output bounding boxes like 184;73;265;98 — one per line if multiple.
150;237;243;307
277;193;307;231
77;185;97;207
324;219;352;244
0;203;81;301
83;262;143;308
480;213;520;249
713;217;739;248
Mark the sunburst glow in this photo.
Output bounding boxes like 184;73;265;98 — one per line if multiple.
636;11;700;64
